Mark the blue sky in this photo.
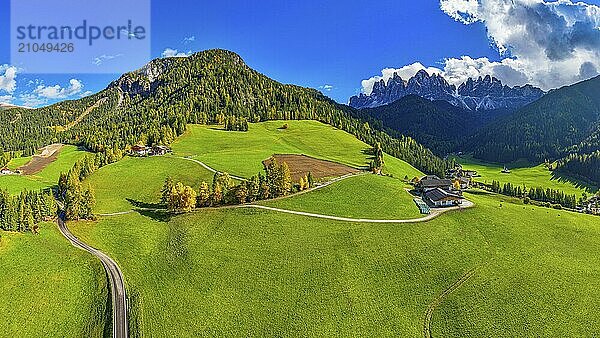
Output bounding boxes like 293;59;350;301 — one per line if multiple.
2;0;600;106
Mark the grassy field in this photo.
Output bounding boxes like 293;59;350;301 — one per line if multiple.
0;224;108;337
6;155;32;170
455;156;590;197
171;121;422;179
0;145;88;194
71;205;485;337
432;191;600;337
87;156;216;214
69;190;600;337
264;174;422;220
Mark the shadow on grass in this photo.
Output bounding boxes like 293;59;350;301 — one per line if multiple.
550;172;598;193
126;198;163;210
135;209;173;222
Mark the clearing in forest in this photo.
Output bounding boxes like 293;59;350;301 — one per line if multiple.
17;144;64;175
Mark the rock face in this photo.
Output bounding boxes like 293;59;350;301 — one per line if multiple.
349;72;544;111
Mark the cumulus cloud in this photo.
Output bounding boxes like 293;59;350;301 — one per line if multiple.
0;65;18;93
19;93;47;107
183;36;196;44
33;79;84;99
162;48;192;58
0;95;13;104
319;84;334;91
362;0;600;94
93;54;124;66
439;0;600;89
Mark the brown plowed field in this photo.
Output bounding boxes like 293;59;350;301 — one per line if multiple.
263;154;360;181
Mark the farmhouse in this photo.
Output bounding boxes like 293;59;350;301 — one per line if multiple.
151;145;171;156
424;188;464;207
0;167;13;175
417;175;453;192
130;145;149;156
129;145;171;157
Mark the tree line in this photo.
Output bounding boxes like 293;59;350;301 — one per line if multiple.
161;159;314;212
0;189;56;232
482;180;578;209
57;150;123;221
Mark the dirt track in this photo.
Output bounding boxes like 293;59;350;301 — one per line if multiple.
17;144;64;175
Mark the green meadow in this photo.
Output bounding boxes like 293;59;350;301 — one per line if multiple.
69;190;600;337
432;191;600;337
0;145;88;194
86;156;216;214
0;224;108;337
264;173;422;220
171;121;421;179
455;156;590;196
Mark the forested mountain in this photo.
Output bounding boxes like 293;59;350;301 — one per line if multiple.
358;95;514;155
349;71;544;111
555;151;600;188
469;75;600;163
0;49;451;176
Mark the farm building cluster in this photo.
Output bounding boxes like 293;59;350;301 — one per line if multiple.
580;196;600;215
129;145;171;157
415;175;466;208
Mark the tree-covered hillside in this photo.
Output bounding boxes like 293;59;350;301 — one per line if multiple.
0;49;450;176
555;151;600;188
469;75;600;163
358;95;514;155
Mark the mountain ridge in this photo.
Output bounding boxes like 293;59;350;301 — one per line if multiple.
0;49;451;176
349;70;544;111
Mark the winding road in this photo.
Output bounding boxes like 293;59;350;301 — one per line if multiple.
240;201;474;223
57;216;128;338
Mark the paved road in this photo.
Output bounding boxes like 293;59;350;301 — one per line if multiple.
57;216;128;338
241;200;474;223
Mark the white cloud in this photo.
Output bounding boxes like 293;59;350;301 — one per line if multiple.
162;48;192;58
183;36;196;43
319;84;334;91
19;93;48;107
438;0;600;90
33;79;84;99
93;54;124;66
0;95;13;104
361;0;600;94
0;65;18;93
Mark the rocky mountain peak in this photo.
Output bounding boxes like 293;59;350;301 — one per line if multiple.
349;71;544;111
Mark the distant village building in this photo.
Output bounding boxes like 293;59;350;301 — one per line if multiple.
0;167;13;175
129;145;171;157
130;145;149;156
151;145;171;156
424;188;464;207
463;170;478;177
446;166;478;179
456;177;471;190
501;166;511;174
